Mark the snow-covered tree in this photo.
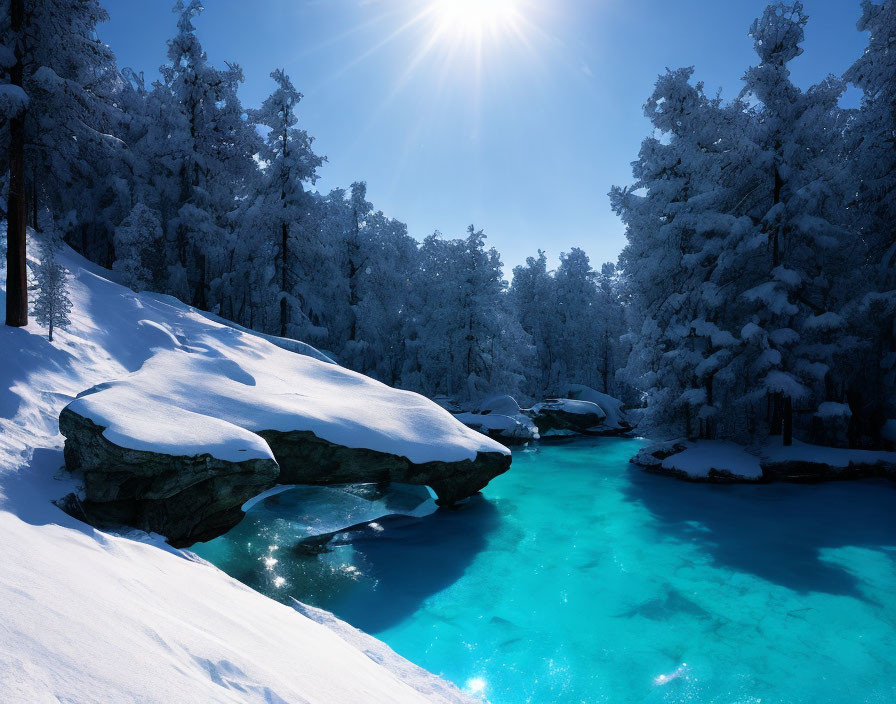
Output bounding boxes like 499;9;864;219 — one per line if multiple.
614;3;862;446
843;0;896;442
152;0;259;309
248;68;324;338
403;226;529;400
113;203;164;291
30;238;72;342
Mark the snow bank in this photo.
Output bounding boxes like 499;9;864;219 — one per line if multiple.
634;438;896;483
760;439;896;469
0;489;470;703
0;243;476;702
660;441;763;480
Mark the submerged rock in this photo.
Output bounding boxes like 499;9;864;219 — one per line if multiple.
59;408;280;547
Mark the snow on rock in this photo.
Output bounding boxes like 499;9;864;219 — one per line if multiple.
64;328;508;466
633;438;896;483
53;247;509;541
565;385;631;431
529;393;633;437
453;410;539;445
0;243;483;702
473;394;523;417
529;398;607;436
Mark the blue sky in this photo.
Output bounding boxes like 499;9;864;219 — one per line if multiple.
99;0;868;274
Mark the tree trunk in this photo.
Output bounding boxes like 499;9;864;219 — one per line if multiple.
31;172;38;230
782;395;793;446
770;392;783;436
5;0;27;328
772;166;783;267
280;218;288;338
602;329;610;394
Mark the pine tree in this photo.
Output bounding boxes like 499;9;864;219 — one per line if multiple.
113;203;164;291
31;238;72;342
249;68;324;338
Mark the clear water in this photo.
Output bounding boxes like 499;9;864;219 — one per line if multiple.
193;437;896;703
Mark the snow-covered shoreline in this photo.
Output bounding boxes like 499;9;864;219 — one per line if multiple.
633;438;896;483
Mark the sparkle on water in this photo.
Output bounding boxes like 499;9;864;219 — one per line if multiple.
193;437;896;703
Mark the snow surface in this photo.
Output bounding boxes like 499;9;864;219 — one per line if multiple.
0;243;477;703
473;394;522;416
660;441;764;480
61;270;507;467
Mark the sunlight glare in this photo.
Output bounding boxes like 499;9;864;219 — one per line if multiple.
431;0;521;41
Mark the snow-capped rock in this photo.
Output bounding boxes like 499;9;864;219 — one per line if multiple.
59;407;280;547
529;398;607;435
56;262;510;544
453;410;539;445
564;384;632;432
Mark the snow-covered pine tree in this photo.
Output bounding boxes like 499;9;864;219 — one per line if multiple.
350;210;418;384
113;203;164;291
155;0;259;310
30;237;72;342
613;66;748;440
403;226;529;401
843;0;896;443
20;0;126;262
249;68;324;339
510;251;558;396
737;2;855;446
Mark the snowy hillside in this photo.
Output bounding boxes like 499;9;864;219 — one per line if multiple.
0;244;477;703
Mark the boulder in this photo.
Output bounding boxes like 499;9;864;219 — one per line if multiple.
452;410;539;446
564;385;633;434
57;322;511;546
529;399;607;435
473;394;523;417
257;429;510;505
59;407;280;547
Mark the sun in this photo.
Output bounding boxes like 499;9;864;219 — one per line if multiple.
429;0;524;43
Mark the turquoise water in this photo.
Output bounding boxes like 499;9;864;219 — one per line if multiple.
194;438;896;703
